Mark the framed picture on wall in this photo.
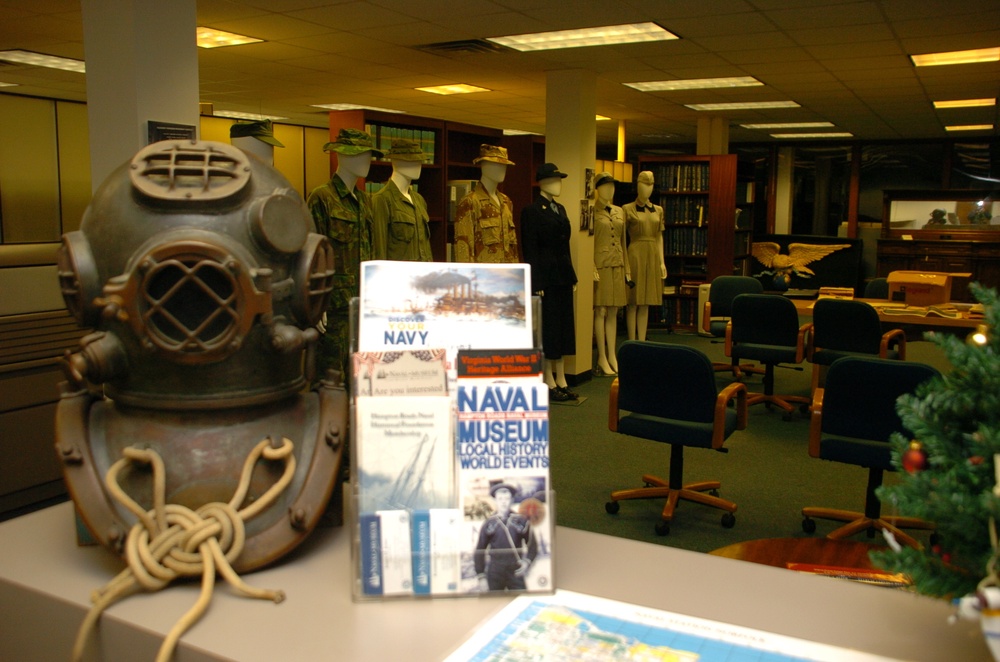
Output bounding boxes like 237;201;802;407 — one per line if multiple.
584;168;595;200
580;200;593;234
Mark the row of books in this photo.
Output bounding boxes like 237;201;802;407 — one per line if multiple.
660;197;707;226
651;163;710;192
353;261;551;599
662;296;699;327
365;123;436;164
664;226;709;256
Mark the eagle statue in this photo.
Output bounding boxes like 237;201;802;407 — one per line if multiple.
751;242;851;290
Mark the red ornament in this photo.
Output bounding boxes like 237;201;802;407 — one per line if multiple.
902;440;927;473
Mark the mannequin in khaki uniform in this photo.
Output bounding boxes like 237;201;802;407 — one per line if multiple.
592;172;629;377
372;138;433;261
623;170;666;341
454;144;518;263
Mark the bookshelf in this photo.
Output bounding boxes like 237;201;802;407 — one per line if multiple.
326;111;510;262
638;154;747;331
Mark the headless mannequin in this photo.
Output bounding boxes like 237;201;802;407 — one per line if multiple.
390;160;422;201
479;161;507;205
537;176;576;391
594;182;620;375
336;151;373;196
626;179;666;341
231;136;274;166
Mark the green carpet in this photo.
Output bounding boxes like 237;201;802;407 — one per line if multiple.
549;327;951;555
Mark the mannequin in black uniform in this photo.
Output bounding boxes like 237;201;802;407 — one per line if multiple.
520;163;578;402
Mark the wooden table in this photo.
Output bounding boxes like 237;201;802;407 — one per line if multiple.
790;297;981;331
709;536;883;570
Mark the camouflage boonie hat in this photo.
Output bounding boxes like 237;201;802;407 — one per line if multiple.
323;128;384;157
385;138;427;162
230;119;284;147
473;143;515;166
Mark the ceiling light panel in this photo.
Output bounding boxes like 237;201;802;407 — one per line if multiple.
932;98;996;109
626;77;763;92
741;122;834;129
212;110;287;120
312;104;404;113
945;124;994;131
769;132;854;138
686;101;800;111
196;27;263;49
487;23;678;52
911;47;1000;67
0;50;85;73
416;84;490;95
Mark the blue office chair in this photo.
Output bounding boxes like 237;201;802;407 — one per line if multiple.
807;298;906;394
863;277;889;299
605;341;748;535
725;293;811;419
802;356;939;548
702;276;765;378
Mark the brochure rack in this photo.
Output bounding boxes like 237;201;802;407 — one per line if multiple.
346;262;555;601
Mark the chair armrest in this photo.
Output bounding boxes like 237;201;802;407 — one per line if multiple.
808;387;825;458
724;320;733;357
608;377;620;432
702;301;712;334
713;381;748;448
880;328;906;360
802;322;815;360
795;322;812;363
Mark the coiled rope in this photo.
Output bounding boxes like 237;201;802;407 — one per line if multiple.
72;436;296;662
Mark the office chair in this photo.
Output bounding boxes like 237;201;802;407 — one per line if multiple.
702;275;766;378
802;356;939;549
863;277;889;299
604;341;747;535
724;293;811;419
807;298;906;393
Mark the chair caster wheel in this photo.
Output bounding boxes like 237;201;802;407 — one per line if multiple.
655;521;670;536
721;513;736;528
802;517;816;534
709;489;720;497
605;501;620;514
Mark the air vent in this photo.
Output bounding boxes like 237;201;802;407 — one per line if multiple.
417;39;509;56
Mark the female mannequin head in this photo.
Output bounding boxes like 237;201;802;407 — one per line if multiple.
536;162;568;199
540;178;562;198
637;170;654;203
594;171;617;205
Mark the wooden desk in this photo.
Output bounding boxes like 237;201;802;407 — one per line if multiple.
710;537;882;570
791;297;981;331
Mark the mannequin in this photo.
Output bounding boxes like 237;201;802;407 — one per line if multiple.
591;172;629;376
520;163;578;401
372;138;432;261
229;119;283;165
306;127;383;382
624;170;666;341
454;144;519;263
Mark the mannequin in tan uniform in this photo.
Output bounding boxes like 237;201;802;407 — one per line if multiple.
623;170;666;341
591;172;629;376
454;145;518;263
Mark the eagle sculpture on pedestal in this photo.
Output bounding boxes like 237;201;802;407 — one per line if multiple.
751;242;851;290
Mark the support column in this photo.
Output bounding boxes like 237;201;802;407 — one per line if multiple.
81;0;200;191
696;117;729;156
774;147;795;234
545;69;597;382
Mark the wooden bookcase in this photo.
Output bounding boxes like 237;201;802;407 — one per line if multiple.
327;111;521;262
637;154;748;331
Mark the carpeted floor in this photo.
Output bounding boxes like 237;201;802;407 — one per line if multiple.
548;326;951;555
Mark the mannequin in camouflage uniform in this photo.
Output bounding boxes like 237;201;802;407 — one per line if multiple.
454;144;519;263
307;128;383;382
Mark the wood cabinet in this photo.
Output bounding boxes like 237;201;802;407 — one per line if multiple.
877;189;1000;302
637;154;750;330
327;111;543;262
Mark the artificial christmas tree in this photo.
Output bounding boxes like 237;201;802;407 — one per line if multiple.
872;283;1000;601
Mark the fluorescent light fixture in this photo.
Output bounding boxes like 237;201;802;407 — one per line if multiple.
596;115;612;121
770;132;854;139
0;82;17;87
196;27;262;49
487;22;677;52
945;124;994;131
741;122;834;129
213;110;287;121
686;100;800;111
312;103;404;113
502;129;540;136
626;76;762;92
416;83;490;95
933;98;996;109
911;47;1000;66
0;49;85;73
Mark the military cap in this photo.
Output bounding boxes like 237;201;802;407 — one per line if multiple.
385;138;427;161
229;119;284;147
489;481;519;498
637;170;655;186
594;171;618;189
473;144;515;166
535;162;568;181
323;128;384;157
